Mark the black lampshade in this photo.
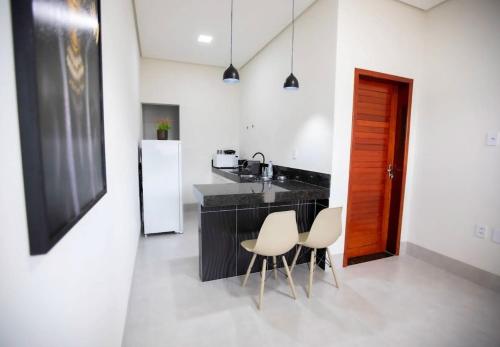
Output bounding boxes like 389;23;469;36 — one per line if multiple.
283;0;299;90
223;0;239;84
283;73;299;90
223;64;240;83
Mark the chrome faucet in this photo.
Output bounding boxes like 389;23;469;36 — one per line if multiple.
252;152;268;177
252;152;265;164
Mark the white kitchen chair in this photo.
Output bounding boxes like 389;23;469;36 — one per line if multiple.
240;210;299;310
290;207;342;297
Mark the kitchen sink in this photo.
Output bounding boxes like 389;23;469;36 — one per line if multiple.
222;168;272;183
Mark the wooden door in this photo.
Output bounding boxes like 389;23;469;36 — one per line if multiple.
344;76;398;264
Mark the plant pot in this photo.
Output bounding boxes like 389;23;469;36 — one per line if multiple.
157;129;168;140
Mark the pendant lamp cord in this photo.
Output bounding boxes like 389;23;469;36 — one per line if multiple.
291;0;295;73
230;0;234;64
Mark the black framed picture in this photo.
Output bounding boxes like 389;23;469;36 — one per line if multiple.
11;0;106;255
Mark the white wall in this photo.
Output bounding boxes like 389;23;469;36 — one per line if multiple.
0;0;142;345
407;0;500;275
140;58;240;204
330;0;500;276
239;0;337;174
330;0;425;254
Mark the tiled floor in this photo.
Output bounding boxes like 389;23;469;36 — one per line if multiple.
122;209;500;347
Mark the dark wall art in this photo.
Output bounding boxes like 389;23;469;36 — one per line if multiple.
11;0;106;255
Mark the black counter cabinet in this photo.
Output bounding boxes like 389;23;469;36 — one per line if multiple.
197;199;329;281
194;166;331;281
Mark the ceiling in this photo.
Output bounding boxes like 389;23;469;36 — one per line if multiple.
134;0;448;68
134;0;317;68
397;0;448;10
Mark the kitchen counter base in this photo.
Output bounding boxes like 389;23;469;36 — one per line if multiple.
199;199;328;281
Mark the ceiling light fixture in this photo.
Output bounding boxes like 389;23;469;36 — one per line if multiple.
197;34;213;44
283;0;299;90
223;0;239;83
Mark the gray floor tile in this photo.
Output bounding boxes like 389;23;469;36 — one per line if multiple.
122;210;500;347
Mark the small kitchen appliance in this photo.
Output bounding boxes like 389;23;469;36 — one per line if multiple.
212;150;238;168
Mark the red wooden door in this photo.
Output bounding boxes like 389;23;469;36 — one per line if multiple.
344;76;398;263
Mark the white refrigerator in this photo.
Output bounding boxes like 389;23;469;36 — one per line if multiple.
141;140;183;235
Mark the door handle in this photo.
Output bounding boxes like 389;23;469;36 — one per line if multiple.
387;164;394;180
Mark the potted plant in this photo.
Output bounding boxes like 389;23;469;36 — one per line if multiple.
156;119;171;140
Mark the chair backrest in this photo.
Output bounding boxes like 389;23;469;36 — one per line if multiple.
304;207;342;249
254;210;298;256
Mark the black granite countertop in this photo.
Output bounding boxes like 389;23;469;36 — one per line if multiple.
193;168;330;207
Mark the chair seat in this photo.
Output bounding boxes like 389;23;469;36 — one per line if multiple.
240;239;258;252
298;232;310;245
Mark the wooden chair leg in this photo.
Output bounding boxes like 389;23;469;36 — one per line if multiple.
307;248;316;298
258;258;267;310
290;245;302;273
272;256;278;280
326;248;340;288
282;256;297;299
242;253;257;287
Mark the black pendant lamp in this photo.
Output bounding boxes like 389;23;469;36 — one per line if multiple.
284;0;299;90
223;0;240;83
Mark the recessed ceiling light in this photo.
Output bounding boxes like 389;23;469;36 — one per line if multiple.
197;35;213;44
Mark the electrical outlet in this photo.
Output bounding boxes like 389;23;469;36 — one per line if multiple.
491;228;500;244
486;132;499;146
474;225;488;239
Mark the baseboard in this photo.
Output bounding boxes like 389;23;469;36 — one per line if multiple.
402;241;500;292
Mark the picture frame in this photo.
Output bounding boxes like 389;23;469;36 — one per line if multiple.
11;0;106;255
